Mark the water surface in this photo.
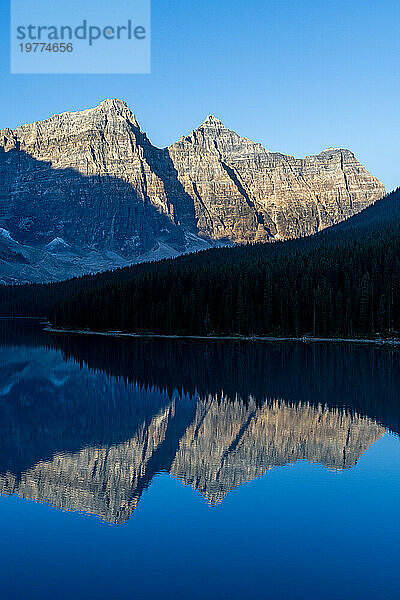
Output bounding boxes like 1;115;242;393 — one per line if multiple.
0;320;399;599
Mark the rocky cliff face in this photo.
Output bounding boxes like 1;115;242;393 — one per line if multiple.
0;99;185;256
167;116;385;243
0;99;384;282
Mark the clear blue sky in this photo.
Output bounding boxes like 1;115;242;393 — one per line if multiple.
1;0;399;190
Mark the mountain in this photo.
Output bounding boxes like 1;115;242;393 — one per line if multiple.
0;226;133;284
0;99;384;283
167;115;384;243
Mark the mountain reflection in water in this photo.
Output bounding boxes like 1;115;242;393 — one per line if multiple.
0;319;398;524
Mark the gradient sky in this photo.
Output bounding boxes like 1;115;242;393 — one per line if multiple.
1;0;399;190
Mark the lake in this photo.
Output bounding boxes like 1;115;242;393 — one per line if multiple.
0;319;399;599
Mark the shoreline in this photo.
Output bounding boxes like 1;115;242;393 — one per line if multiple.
43;325;400;346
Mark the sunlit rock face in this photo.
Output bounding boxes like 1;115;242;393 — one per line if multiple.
168;117;385;243
0;99;184;257
0;100;384;282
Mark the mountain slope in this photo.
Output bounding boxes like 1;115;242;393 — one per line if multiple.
0;99;384;282
0;226;216;284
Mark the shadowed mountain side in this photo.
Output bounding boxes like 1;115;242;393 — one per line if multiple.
0;145;186;256
0;232;134;285
132;130;199;234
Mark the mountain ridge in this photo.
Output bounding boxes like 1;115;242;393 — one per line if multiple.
0;99;384;283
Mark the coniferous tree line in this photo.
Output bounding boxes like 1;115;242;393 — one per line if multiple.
51;333;400;435
1;188;399;339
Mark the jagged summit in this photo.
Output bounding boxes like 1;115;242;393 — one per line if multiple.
0;98;140;138
190;114;271;154
91;98;140;128
99;98;129;109
95;98;138;122
198;114;226;128
320;147;348;154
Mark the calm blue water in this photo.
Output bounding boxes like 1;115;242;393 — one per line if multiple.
0;320;399;599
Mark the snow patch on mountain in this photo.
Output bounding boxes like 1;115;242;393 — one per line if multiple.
0;228;229;284
0;229;16;242
45;238;72;252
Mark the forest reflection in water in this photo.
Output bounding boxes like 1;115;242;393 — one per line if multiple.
0;318;399;524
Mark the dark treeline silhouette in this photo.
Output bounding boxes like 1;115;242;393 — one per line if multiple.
1;319;400;436
1;188;400;338
56;333;400;435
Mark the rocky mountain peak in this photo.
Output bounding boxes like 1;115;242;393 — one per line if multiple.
0;99;385;282
4;98;141;141
198;114;227;129
95;98;139;127
99;97;129;110
70;98;140;131
180;114;270;160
